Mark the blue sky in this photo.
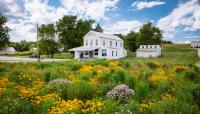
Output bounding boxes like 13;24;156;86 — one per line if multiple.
1;0;200;43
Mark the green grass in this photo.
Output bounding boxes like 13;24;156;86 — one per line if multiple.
123;48;199;65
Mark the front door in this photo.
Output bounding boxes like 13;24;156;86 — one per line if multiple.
80;52;83;59
89;51;93;58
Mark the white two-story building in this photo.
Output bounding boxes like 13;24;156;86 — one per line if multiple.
69;31;127;59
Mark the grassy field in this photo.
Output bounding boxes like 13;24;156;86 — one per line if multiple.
124;48;199;65
0;45;200;114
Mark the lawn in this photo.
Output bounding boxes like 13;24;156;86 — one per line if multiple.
0;45;200;114
124;48;199;65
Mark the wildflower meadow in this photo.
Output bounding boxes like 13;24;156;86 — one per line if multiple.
0;59;200;114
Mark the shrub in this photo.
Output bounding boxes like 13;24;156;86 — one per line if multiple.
103;99;118;114
0;97;33;114
99;83;116;97
106;84;135;103
68;62;82;71
136;81;149;100
146;62;159;69
192;85;200;108
43;70;61;83
184;70;198;81
122;61;131;69
125;76;135;89
150;100;200;114
67;80;95;100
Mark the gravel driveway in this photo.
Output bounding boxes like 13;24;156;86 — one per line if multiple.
0;56;68;62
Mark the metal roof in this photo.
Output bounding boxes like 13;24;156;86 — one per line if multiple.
84;30;123;41
68;46;99;51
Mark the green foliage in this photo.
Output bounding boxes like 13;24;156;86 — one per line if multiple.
192;85;200;108
56;15;94;50
13;40;30;52
99;83;116;96
103;99;118;114
136;81;149;100
0;13;10;49
67;80;95;100
150;100;200;114
38;23;58;58
125;32;138;52
184;70;198;81
138;22;163;46
146;62;159;69
43;70;61;83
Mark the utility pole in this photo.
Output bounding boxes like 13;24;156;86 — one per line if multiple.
36;24;40;62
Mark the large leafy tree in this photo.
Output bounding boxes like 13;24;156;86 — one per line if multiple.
56;15;94;50
125;32;139;52
0;13;10;49
38;23;58;58
137;22;163;46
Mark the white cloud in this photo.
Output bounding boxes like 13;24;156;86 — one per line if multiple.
157;0;200;39
184;35;200;39
177;40;191;44
103;20;143;35
1;0;120;42
60;0;119;21
131;0;165;10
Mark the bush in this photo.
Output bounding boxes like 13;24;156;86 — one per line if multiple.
136;81;149;100
150;100;200;114
184;70;198;81
146;62;159;69
67;80;95;100
125;76;135;89
122;61;131;69
106;84;135;103
0;97;33;114
99;83;116;97
43;70;61;83
192;85;200;108
103;99;118;114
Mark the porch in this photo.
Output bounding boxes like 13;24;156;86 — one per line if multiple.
69;46;100;59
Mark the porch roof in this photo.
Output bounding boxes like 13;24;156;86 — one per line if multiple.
68;46;99;51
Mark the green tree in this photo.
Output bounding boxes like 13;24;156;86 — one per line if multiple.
38;23;57;58
125;32;139;52
0;13;10;49
93;23;103;32
137;22;163;46
56;15;93;50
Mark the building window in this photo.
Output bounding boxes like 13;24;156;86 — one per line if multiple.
116;51;118;56
102;49;107;56
110;41;112;47
85;52;88;55
150;46;152;48
116;41;117;47
112;51;114;56
96;39;98;46
103;40;105;46
120;42;122;47
94;49;98;55
86;39;88;46
90;40;93;46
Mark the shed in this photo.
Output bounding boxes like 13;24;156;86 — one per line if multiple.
0;47;17;55
136;45;161;58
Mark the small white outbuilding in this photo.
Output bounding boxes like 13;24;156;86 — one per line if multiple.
136;45;161;58
191;40;200;48
0;47;17;55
